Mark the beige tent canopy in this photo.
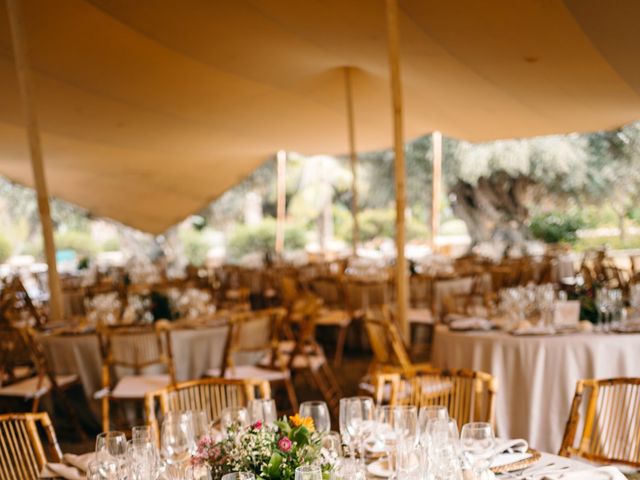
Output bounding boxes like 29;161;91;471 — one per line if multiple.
0;0;639;234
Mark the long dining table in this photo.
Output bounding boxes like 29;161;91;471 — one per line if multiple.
431;325;640;454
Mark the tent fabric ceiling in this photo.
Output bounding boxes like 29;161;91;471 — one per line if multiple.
0;0;639;234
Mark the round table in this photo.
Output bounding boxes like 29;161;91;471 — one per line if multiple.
431;325;640;453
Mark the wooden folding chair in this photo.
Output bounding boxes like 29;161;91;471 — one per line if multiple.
308;276;352;366
560;377;640;467
381;367;498;431
0;412;62;480
207;308;298;411
145;377;270;444
0;326;81;431
96;322;176;432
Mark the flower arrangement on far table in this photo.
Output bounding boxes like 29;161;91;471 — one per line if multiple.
192;414;331;480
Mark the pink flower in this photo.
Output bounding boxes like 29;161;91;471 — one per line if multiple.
252;420;263;430
278;436;292;452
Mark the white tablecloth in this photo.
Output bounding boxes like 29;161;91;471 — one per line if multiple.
432;326;640;453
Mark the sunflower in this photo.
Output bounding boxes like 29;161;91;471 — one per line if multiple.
289;413;315;432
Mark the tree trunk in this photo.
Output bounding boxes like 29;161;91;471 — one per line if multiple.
618;213;626;243
450;170;535;245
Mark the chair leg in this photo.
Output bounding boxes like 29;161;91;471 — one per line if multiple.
102;397;110;433
333;325;348;367
282;378;299;412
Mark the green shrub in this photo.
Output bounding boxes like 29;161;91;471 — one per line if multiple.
228;218;306;259
54;230;97;256
529;212;585;244
179;229;210;266
0;234;12;263
357;208;429;242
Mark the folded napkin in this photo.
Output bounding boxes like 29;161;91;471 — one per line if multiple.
39;462;84;480
449;316;493;331
63;453;94;472
493;438;528;454
543;466;627;479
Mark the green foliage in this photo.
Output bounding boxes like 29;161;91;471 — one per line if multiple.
0;234;12;263
101;237;120;252
573;235;640;252
227;218;306;259
529;212;585;244
54;230;97;255
179;228;209;266
357;208;428;242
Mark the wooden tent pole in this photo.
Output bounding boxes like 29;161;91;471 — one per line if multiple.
344;67;360;255
6;0;63;322
275;150;287;255
431;130;442;251
385;0;409;340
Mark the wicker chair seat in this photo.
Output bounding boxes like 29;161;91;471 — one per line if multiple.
105;374;172;399
207;365;291;381
0;374;78;399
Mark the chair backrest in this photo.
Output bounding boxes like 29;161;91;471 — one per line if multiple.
309;276;346;310
221;308;287;375
383;367;498;430
99;322;176;386
0;325;34;387
560;378;640;467
0;412;62;480
363;306;413;373
145;377;270;443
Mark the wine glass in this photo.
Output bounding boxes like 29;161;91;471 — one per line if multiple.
220;406;249;434
160;412;194;476
247;399;278;426
188;410;210;443
299;400;331;433
339;398;353;457
460;422;496;478
596;287;610;332
418;405;448;445
392;406;419;478
95;431;128;478
342;397;374;465
295;465;322;480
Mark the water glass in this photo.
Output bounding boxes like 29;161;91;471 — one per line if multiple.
460;422;496;478
295;465;322;480
132;425;152;443
128;439;157;480
221;472;255;480
300;400;331;433
87;458;119;480
189;410;210;443
247;399;278;426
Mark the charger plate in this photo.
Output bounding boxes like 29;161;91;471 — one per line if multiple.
491;449;541;474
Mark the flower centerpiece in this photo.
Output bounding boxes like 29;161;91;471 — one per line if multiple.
192;414;331;480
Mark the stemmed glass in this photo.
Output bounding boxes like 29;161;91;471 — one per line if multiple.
247;399;278;426
220;406;249;435
392;406;419;478
160;412;195;478
596;287;610;332
418;405;448;446
342;396;375;465
460;422;496;479
95;431;128;478
300;401;331;433
608;289;623;330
